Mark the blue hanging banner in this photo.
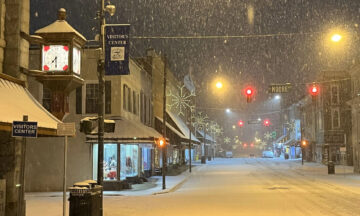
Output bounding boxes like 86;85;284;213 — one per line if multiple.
104;24;130;75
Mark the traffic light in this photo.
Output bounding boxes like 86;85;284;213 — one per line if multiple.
244;87;254;103
309;83;319;100
238;120;244;127
250;143;254;147
157;137;166;147
263;119;271;127
243;143;248;148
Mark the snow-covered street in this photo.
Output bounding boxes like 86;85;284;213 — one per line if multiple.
27;158;360;216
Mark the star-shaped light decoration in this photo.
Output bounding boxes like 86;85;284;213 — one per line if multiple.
224;137;231;144
167;84;195;117
264;132;272;140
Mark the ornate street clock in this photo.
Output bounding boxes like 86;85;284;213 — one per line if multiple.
31;8;86;120
42;45;70;71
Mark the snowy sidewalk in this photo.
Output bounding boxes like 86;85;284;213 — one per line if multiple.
26;161;207;198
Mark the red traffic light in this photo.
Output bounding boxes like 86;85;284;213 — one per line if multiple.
238;120;244;127
263;119;271;127
246;88;253;96
309;84;319;96
244;87;255;103
250;143;254;147
243;143;248;148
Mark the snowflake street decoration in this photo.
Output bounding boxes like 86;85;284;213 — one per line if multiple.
167;85;195;117
192;112;208;131
224;137;231;144
285;120;296;133
264;132;272;140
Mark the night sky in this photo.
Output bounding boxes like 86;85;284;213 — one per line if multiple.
30;0;360;139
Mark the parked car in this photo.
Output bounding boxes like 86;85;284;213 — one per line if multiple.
262;151;274;158
225;151;233;158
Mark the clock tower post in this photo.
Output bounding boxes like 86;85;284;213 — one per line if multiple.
31;8;86;120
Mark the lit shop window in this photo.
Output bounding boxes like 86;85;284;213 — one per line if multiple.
120;144;138;180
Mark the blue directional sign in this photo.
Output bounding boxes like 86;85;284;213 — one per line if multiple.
104;24;130;75
12;121;38;138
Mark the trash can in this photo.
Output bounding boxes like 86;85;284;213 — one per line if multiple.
201;156;206;164
208;156;212;161
328;161;335;174
69;180;103;216
284;154;289;160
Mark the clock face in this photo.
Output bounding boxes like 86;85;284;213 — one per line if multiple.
42;45;69;71
73;47;81;75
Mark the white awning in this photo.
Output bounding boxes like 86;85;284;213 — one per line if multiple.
155;116;186;139
86;118;162;143
197;130;216;143
167;111;200;143
0;75;61;135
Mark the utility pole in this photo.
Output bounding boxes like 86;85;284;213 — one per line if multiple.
97;1;106;215
188;108;192;173
162;56;167;190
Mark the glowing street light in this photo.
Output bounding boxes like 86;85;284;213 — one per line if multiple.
275;95;281;100
215;81;223;89
331;34;342;43
226;108;231;113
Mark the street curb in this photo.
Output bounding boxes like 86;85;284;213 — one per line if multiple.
151;163;206;195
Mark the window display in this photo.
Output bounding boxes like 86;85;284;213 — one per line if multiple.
104;144;117;180
120;144;139;180
142;147;152;171
93;144;118;181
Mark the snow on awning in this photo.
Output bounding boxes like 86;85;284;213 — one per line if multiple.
166;111;200;144
86;117;162;143
0;75;61;136
196;130;216;143
274;134;287;144
155;116;186;139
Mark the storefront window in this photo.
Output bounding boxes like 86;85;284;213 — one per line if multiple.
120;144;139;180
93;144;118;181
104;144;118;180
142;147;152;171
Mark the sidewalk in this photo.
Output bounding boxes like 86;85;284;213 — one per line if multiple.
26;161;206;199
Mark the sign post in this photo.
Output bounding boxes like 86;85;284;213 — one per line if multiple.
12;116;37;216
57;123;76;216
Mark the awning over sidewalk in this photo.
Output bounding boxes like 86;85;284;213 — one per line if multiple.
86;117;162;143
196;130;216;143
0;74;61;136
274;134;287;144
166;111;200;144
155;116;186;139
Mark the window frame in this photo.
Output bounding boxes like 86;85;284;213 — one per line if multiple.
331;107;340;129
331;84;340;105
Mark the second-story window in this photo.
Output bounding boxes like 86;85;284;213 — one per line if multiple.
85;81;111;114
43;87;52;112
140;91;144;122
86;83;98;114
133;91;137;115
331;85;339;105
332;108;340;129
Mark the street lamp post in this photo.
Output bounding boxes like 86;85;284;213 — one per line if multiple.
162;56;167;189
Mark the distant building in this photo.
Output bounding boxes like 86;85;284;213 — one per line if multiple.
301;70;352;165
